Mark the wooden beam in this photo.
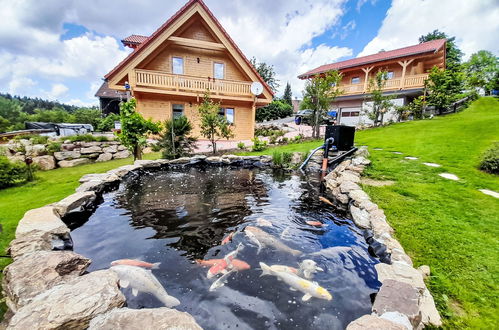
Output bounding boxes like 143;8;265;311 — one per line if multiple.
398;59;415;89
167;36;226;51
362;66;374;93
132;86;255;103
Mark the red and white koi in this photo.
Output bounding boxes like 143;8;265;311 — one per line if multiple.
111;259;160;269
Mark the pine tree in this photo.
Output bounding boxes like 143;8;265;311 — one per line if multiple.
283;82;292;106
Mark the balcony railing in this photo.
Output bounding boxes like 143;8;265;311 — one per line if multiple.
135;69;253;97
340;74;428;95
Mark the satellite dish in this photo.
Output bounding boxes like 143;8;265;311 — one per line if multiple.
250;82;264;96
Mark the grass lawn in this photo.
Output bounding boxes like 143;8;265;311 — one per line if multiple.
0;152;161;318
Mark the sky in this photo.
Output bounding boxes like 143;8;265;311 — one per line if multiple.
0;0;498;107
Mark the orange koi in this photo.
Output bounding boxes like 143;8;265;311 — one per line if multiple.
221;231;235;245
306;221;326;227
319;196;334;206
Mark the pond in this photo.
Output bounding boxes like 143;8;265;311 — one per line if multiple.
69;167;380;330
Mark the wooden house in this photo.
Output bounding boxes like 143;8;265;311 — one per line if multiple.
104;0;273;140
298;39;446;126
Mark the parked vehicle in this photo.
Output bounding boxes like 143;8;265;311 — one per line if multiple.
295;109;337;125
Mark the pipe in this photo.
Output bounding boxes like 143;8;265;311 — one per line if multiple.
322;138;334;172
299;145;325;171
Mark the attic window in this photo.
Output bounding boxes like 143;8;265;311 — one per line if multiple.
172;57;183;75
214;62;225;79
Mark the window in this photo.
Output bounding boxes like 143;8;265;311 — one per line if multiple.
172;104;184;119
214;62;225;79
387;71;394;79
351;77;360;84
218;107;234;124
172;57;183;75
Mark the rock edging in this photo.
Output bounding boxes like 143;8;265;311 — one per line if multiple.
324;146;442;329
2;154;273;329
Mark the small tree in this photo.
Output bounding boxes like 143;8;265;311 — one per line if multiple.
425;66;464;114
118;98;160;160
301;71;343;139
365;71;395;126
197;91;233;154
283;82;293;106
464;50;499;94
255;100;293;122
250;57;279;93
158;116;197;160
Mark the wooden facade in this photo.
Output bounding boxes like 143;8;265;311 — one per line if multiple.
104;0;273;141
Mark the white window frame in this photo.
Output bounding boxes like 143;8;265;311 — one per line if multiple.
172;56;184;75
213;62;225;79
218;107;235;124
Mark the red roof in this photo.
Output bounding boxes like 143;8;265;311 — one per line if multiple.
298;39;446;79
121;34;148;45
105;0;273;96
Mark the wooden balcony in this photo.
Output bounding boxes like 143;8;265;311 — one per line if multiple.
134;69;253;99
340;74;428;95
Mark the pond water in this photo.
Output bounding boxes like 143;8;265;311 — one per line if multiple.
70;167;380;330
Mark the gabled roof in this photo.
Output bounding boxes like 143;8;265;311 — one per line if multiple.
105;0;273;96
121;34;148;47
298;39;446;79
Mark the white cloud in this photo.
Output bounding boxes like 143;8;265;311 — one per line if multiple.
359;0;499;59
46;83;69;100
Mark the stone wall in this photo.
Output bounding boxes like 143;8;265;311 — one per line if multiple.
324;147;442;329
2;140;130;170
1;155;272;329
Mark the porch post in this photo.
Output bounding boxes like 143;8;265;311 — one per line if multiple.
398;59;414;89
361;66;374;92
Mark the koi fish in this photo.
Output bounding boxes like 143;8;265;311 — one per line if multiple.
260;262;332;301
221;232;235;245
209;269;236;291
245;226;302;256
110;265;180;307
298;259;324;279
111;259;160;269
256;217;273;227
308;246;352;258
206;243;245;279
306;221;327;227
197;258;250;275
319;196;334;206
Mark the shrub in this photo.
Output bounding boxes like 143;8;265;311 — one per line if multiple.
237;141;245;150
0;156;29;189
251;136;267;152
46;142;61;154
254;126;285;137
272;151;293;168
97;113;120;131
255;100;293;122
66;134;109;143
278;137;289;145
292;134;304;144
30;135;49;144
158;116;197;160
480;142;499;174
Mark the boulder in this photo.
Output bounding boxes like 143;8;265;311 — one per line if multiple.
25;144;46;157
359;200;378;212
134;159;161;168
390;249;413;267
346;314;406;330
419;288;443;327
375;263;426;293
83;153;100;159
372;279;421;327
349;190;371;206
8;232;54;260
117;145;126;151
418;265;431;279
339;181;361;194
113;150;130;159
370;216;393;237
96;153;113;162
52;191;96;217
2;251;91;311
337;171;361;184
7;270;125;330
107;164;140;178
32;155;56;170
102;145;118;153
205;156;222;164
81;142;101;147
333;159;351;173
58;158;91;168
54;151;81;161
352;156;371;166
15;206;69;239
355;146;370;158
350;205;371;229
88;308;202;330
379;312;412;330
221;154;242;164
61;143;77;151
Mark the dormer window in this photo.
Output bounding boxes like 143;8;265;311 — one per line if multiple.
351;77;360;84
172;57;183;75
214;62;225;79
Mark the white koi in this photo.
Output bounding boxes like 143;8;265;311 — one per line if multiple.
110;265;180;308
245;226;302;256
256;217;273;227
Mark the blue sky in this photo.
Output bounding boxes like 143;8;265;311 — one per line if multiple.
0;0;497;106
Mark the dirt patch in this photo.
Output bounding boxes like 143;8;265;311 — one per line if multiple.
360;178;395;187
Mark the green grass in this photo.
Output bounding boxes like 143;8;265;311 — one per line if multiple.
237;139;322;156
354;97;499;329
0;152;160;318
